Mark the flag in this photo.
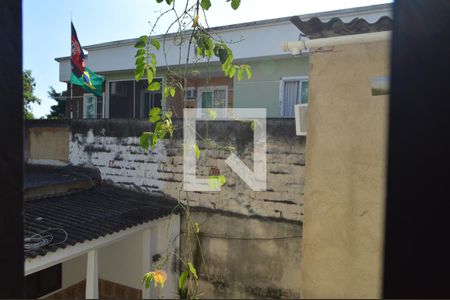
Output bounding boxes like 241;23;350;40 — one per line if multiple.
71;22;85;78
70;67;104;97
70;22;104;97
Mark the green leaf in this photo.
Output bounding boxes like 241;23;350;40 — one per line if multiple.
149;114;161;123
170;87;176;97
149;107;161;116
145;273;154;289
156;0;164;2
245;66;253;79
194;144;200;160
194;222;200;233
208;176;220;190
146;68;154;84
196;47;204;57
165;0;173;5
140;132;152;150
165;111;172;119
135;56;145;66
150;53;157;65
231;0;241;10
135;35;148;48
208;175;227;189
237;68;243;81
188;262;198;280
135;49;146;57
151;132;159;148
150;39;161;50
228;65;236;78
135;67;145;82
178;271;188;289
206;108;217;120
163;86;170;98
200;0;211;10
148;81;161;91
218;48;228;64
218;175;227;186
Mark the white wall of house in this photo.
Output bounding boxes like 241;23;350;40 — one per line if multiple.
57;4;392;82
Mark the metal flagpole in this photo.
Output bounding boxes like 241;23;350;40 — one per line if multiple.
70;83;74;119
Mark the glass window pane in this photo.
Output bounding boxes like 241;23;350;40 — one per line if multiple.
301;81;309;104
109;80;134;118
202;91;213;108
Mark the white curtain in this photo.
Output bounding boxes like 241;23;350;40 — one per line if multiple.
283;81;300;117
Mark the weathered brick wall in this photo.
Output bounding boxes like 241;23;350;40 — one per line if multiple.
68;119;305;222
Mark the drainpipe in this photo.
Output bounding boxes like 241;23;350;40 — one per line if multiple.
282;31;391;55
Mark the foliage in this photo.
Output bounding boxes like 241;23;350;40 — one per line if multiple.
46;86;67;119
138;1;249;298
23;70;41;119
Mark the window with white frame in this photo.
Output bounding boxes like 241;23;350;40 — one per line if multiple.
83;94;97;119
279;77;309;117
197;86;228;109
197;86;228;117
83;93;104;119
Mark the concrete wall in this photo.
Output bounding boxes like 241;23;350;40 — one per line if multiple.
27;118;304;298
301;41;389;298
182;210;302;299
26;125;69;164
68;119;305;222
233;56;309;117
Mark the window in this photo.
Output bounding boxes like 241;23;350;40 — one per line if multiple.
135;78;163;118
83;93;104;119
185;87;197;100
279;77;309;117
108;80;134;118
197;86;228;117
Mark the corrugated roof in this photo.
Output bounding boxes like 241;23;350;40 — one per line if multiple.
24;166;178;259
290;15;392;39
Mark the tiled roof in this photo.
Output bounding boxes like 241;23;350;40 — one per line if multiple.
24;166;178;259
290;16;392;39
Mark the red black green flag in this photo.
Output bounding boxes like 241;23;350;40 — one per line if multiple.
70;22;104;97
71;22;85;78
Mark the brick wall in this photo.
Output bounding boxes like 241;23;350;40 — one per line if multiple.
46;279;141;299
68;119;305;222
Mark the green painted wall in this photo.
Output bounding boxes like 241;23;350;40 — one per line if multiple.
100;56;309;118
233;56;309;117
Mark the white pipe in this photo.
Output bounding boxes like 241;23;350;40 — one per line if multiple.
282;31;391;55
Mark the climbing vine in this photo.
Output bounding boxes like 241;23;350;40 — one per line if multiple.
138;0;252;298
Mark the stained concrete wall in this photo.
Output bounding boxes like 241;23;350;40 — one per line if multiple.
301;41;389;298
27;118;304;298
26;122;69;164
181;210;302;299
68;119;305;222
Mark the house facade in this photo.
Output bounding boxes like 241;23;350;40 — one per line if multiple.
55;4;392;119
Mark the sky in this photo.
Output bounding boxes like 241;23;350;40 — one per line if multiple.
23;0;391;118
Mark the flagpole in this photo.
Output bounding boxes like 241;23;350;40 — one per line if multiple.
70;83;74;119
70;14;73;119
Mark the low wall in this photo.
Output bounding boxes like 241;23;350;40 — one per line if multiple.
67;118;305;222
25;121;69;164
182;210;302;299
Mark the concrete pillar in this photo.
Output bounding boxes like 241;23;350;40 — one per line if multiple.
86;249;99;299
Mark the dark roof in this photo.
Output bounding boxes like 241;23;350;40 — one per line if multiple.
24;166;178;259
290;16;392;39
